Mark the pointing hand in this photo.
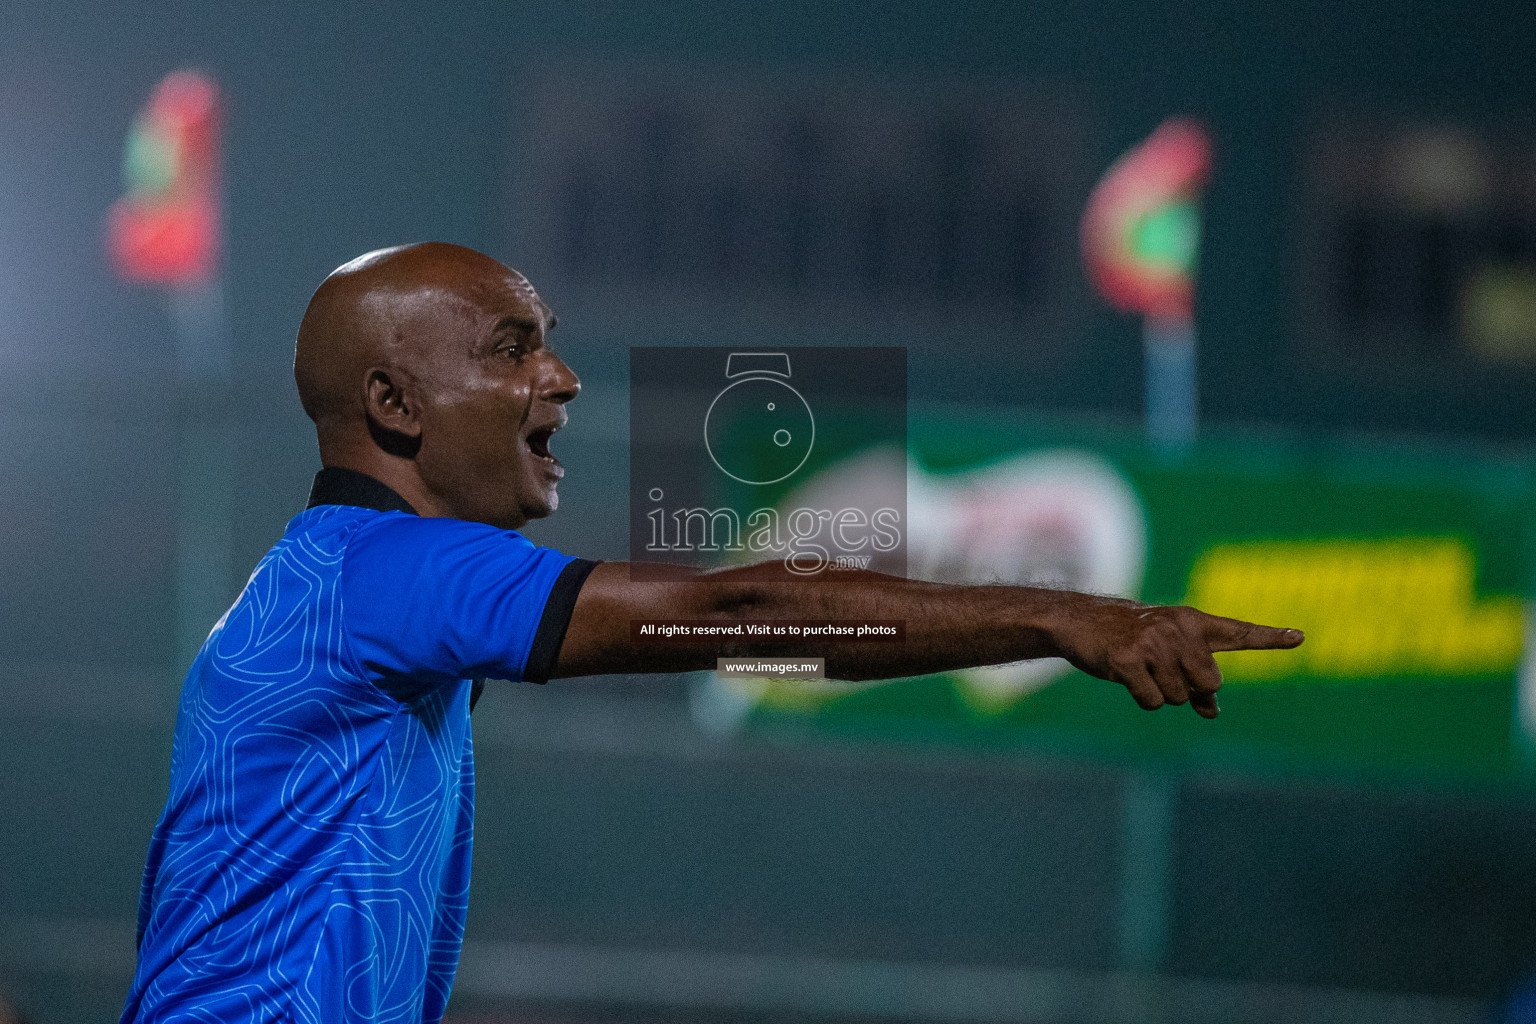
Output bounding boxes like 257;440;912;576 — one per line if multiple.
1049;599;1304;718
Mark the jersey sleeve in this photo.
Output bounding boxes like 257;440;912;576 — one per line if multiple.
340;514;597;694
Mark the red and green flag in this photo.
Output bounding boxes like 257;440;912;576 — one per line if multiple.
1080;118;1211;323
106;70;222;285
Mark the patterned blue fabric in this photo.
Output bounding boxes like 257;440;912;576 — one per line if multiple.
122;504;575;1023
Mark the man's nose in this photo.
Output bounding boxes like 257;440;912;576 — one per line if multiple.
538;353;581;405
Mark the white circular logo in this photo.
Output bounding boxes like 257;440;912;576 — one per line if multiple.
704;376;816;485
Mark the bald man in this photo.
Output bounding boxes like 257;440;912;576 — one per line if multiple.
122;243;1301;1024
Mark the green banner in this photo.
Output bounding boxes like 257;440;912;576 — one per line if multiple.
707;409;1536;789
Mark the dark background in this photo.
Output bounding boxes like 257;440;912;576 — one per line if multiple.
2;2;1534;1022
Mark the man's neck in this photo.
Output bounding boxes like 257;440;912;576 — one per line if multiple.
353;468;444;514
316;448;448;519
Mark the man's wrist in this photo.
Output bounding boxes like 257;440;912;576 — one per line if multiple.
1024;587;1138;662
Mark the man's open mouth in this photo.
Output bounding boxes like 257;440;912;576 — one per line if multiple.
525;424;558;462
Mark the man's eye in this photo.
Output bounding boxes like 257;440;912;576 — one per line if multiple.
498;344;521;358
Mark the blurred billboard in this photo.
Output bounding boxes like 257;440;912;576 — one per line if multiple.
701;410;1536;788
506;65;1093;372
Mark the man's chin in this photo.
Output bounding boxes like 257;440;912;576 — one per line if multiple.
508;487;558;528
471;490;555;531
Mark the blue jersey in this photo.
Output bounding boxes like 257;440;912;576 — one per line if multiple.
122;469;595;1024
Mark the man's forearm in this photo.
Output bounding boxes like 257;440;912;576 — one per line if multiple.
707;564;1138;680
554;561;1133;681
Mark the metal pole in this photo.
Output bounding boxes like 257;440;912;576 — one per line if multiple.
170;277;235;672
1143;316;1196;453
1117;771;1177;977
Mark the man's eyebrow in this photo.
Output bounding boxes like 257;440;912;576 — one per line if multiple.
492;314;543;334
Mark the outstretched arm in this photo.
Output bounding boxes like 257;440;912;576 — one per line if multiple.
551;561;1303;718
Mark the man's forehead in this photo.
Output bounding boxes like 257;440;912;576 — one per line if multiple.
505;268;537;304
471;265;552;324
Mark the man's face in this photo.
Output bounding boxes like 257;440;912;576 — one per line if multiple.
412;265;580;530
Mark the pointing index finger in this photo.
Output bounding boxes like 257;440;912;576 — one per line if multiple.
1201;614;1305;652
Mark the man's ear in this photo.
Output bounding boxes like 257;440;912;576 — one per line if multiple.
363;367;424;458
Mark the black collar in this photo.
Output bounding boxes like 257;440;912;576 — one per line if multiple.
306;467;418;515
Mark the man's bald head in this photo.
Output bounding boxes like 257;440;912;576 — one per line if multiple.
292;242;578;529
295;242;549;431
